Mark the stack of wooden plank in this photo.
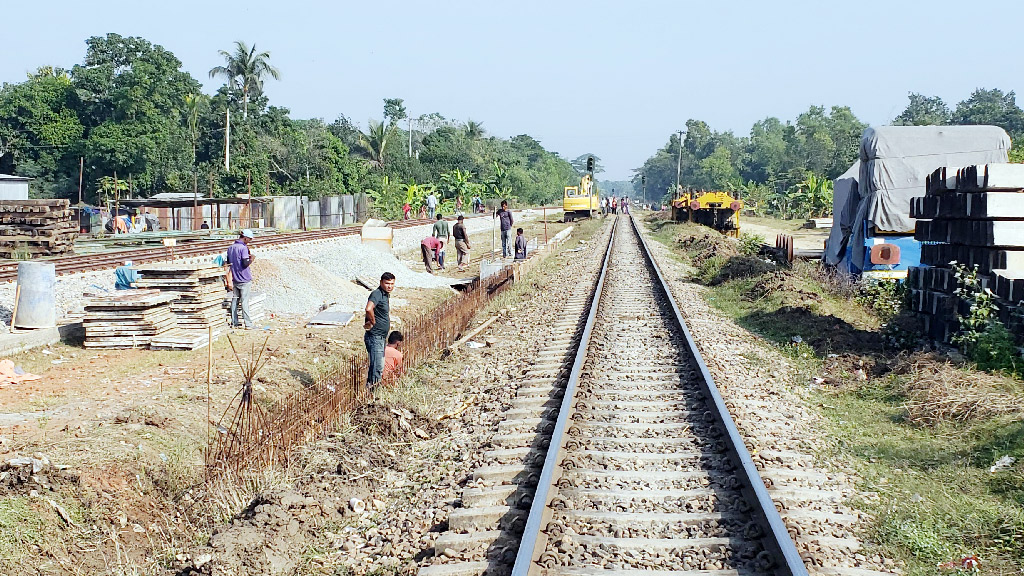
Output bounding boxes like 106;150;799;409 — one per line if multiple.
222;291;267;326
0;199;77;258
909;163;1024;341
134;263;226;350
83;289;176;348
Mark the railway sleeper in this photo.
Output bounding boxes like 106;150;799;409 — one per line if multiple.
462;484;534;508
537;567;754;576
489;432;552;450
482;446;547;467
472;463;542;486
434;529;519;557
447;505;528;533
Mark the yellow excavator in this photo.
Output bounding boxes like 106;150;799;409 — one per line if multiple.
563;173;600;222
671;190;742;237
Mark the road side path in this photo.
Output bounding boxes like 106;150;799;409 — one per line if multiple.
637;220;901;576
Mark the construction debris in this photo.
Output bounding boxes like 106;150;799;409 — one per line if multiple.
0;199;77;258
83;289;176;348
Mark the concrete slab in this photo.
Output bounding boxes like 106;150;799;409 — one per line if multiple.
0;322;81;357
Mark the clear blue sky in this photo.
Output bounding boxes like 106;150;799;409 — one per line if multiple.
2;0;1023;180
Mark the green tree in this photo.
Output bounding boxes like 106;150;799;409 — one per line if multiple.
464;120;485;140
209;41;280;120
894;93;952;126
72;33;201;198
359;119;394;169
953;88;1024;140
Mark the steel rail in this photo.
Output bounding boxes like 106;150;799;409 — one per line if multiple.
510;215;617;576
630;213;809;576
0;212;514;282
509;214;808;576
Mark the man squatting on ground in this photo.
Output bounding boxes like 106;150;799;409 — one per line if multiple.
453;215;471;271
364;272;396;389
421;235;442;274
225;229;256;329
383;330;404;384
496;200;514;258
432;214;450;270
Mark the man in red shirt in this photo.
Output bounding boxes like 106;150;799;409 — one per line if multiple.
421;236;441;273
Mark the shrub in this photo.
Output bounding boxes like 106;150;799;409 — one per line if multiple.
855;279;907;322
737;232;765;256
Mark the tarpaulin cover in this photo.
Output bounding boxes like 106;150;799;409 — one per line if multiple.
859;125;1010;233
825;161;860;265
832;125;1011;272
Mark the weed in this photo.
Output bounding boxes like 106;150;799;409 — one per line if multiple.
855;279;907;322
951;262;1020;375
737;232;765;256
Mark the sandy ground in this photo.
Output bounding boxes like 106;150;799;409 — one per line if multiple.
740;215;830;251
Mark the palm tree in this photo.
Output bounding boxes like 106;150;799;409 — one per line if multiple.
359;120;394;169
465;120;485;140
209;41;281;120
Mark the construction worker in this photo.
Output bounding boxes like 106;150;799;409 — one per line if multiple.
383;330;404;384
495;200;514;258
421;235;441;274
432;214;450;270
453;215;471;272
225;229;255;329
364;272;395;390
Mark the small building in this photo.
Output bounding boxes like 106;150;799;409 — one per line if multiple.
0;174;31;200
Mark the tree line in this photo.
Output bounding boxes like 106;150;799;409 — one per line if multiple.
0;34;579;219
633;89;1024;218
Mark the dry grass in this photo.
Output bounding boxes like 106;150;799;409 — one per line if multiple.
893;354;1024;426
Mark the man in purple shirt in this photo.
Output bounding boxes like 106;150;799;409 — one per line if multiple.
225;229;256;329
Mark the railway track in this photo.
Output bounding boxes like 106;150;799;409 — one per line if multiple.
420;215;805;576
0;216;467;283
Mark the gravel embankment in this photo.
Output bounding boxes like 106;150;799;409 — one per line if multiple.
637;219;899;574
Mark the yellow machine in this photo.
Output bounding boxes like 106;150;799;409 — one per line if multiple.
672;190;743;237
563;173;600;222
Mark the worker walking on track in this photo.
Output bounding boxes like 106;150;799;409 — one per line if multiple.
453;215;471;272
225;229;256;329
364;272;395;391
496;200;514;258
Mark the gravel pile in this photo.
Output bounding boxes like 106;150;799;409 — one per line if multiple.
0;218;490;326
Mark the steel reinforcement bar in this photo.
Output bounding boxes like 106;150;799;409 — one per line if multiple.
509;214;808;576
205;263;519;479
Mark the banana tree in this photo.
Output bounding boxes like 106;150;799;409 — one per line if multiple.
788;173;833;218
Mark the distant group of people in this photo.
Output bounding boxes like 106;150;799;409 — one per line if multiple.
601;196;630;215
403;193;487;221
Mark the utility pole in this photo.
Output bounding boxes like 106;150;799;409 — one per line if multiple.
77;157;83;206
408;116;414;157
675;130;684;197
224;108;231;172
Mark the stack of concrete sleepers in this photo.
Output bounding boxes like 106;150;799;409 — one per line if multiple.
910;163;1024;340
83;289;176;348
134;263;226;350
0;199;78;257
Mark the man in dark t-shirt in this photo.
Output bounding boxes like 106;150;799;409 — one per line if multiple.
364;272;396;390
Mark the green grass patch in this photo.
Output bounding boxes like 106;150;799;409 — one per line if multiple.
645;216;1024;575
